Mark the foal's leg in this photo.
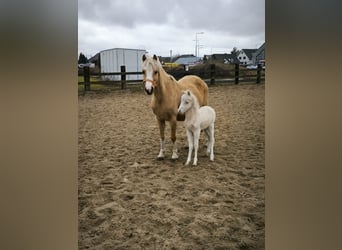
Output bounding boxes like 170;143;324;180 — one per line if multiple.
209;124;215;161
157;119;166;159
193;129;201;165
204;128;210;148
170;119;179;160
204;127;211;156
185;129;193;165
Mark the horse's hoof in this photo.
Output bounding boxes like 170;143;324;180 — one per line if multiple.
156;156;164;160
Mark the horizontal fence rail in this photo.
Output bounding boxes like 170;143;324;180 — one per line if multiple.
78;64;265;91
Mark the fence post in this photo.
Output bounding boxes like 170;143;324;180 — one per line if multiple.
83;66;90;91
256;64;262;84
210;64;216;85
234;63;239;84
120;65;126;89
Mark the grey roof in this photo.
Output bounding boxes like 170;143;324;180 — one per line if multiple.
253;42;265;58
204;53;239;64
88;53;100;63
174;56;201;65
213;53;239;63
241;49;258;60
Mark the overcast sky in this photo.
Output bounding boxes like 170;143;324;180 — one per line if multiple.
78;0;265;58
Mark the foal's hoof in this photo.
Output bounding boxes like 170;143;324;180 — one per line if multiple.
171;154;179;161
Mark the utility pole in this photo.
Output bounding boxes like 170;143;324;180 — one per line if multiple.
195;32;204;57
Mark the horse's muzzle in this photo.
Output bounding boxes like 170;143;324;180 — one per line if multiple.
144;80;154;95
145;87;153;95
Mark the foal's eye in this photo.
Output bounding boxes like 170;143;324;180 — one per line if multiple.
154;71;158;75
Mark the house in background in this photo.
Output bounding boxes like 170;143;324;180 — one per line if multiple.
158;56;171;64
237;49;257;65
88;52;100;71
172;54;201;65
252;42;265;66
204;53;239;64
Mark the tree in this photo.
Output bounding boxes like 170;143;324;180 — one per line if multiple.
78;53;88;64
231;47;240;57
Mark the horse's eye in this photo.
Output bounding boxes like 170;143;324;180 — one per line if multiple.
142;70;146;74
154;71;158;75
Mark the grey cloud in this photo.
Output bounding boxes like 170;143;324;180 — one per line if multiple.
79;0;178;27
79;0;264;36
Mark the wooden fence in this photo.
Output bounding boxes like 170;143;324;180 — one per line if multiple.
79;63;265;91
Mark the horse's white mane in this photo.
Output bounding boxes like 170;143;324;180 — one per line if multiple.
144;55;163;68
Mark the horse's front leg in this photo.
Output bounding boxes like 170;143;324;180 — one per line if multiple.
157;119;166;160
170;119;179;160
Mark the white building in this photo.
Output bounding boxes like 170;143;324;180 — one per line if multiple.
237;49;257;66
99;48;147;80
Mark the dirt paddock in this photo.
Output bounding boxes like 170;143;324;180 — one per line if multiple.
79;83;265;249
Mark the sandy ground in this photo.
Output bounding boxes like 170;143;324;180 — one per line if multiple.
78;83;265;249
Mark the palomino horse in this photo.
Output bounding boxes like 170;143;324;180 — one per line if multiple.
142;54;208;160
178;90;216;165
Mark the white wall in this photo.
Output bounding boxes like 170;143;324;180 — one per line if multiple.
100;48;146;80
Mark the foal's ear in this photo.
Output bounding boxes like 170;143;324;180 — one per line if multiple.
142;54;147;62
153;54;158;61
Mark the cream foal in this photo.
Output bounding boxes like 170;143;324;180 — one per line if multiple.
178;90;216;165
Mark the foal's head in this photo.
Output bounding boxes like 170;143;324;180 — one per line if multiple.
178;90;195;114
142;54;160;95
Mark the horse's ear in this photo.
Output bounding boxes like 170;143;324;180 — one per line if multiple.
153;54;158;61
187;90;191;96
142;54;147;62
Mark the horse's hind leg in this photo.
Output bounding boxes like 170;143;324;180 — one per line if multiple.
170;120;179;160
157;119;166;160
